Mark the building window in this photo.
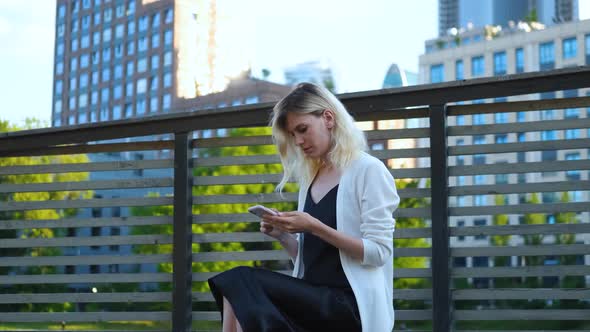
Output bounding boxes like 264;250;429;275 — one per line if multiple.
541;130;556;141
54;100;62;113
126;61;134;77
473;113;485;125
562;37;577;59
102;68;110;82
150;76;158;91
164;29;173;45
81;34;89;48
71;38;78;52
136;98;146;115
102;47;111;63
151;33;160;48
163;93;171;111
58;4;66;18
151;54;159;70
93;11;101;25
115;43;123;58
565;153;581;180
164;51;172;66
78;111;87;124
138;37;148;52
495;134;508;144
103;28;111;43
78;93;88;108
101;87;109;103
150;96;159;112
80;54;89;68
56;62;63;74
125;103;133;117
164;72;172;87
113;105;122;119
165;8;173;23
127;20;135;36
455;60;464;80
104;8;112;22
56;42;64;56
92;71;99;85
430;64;444;83
127;40;135;55
128;0;135;15
138;57;147;72
81;14;90;29
565;129;580;139
114;84;122;99
126;82;133;97
137;78;147;94
91;90;98;105
474;195;486;206
69;77;77;91
493;51;506;75
514;47;524;72
152;12;160;29
471;56;484;77
586;34;590;64
539;41;555;70
116;3;125;17
139;16;148;31
473;135;485;145
473;219;487;239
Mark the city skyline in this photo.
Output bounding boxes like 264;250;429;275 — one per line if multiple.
1;0;589;126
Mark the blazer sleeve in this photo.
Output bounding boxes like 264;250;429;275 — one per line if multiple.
359;159;400;267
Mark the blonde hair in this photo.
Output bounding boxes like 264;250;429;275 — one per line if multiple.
270;83;367;192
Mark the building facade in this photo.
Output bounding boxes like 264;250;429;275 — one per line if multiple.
438;0;579;36
420;18;590;283
51;0;288;288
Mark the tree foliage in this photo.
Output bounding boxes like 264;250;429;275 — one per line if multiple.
0;119;91;312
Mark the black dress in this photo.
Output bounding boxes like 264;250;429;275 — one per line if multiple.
208;185;361;332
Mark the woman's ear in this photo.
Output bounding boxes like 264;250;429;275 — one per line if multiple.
323;109;335;129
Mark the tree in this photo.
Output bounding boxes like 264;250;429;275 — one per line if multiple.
0;119;91;313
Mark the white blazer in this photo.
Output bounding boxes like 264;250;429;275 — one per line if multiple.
292;152;400;332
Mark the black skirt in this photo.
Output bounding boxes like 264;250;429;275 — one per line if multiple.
208;266;361;332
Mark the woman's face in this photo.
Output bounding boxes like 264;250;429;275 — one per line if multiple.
285;110;334;159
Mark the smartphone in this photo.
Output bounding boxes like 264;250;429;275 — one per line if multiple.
248;205;278;218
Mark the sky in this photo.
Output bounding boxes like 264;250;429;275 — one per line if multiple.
0;0;588;127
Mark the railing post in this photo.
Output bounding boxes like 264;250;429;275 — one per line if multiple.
429;104;451;332
172;132;193;332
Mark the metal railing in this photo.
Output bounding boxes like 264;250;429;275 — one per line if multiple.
1;66;589;332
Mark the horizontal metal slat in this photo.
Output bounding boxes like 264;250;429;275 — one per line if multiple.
449;180;590;196
0;254;171;267
0;159;173;175
453;288;590;300
450;138;590;155
447;95;590;115
0;196;173;212
452;244;590;257
452;265;590;278
450;202;589;216
454;309;590;320
448;118;590;136
0;216;172;230
0;235;172;248
0;177;173;193
450;223;590;237
0;312;170;322
0;273;172;285
450;159;590;175
0;292;171;304
365;127;431;140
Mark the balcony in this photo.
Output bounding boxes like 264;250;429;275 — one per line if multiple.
1;67;589;331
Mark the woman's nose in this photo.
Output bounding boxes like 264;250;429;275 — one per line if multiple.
294;135;304;146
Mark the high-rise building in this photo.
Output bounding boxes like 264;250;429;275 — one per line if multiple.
51;0;253;128
283;60;337;92
382;63;418;89
420;18;590;280
438;0;579;36
50;0;288;286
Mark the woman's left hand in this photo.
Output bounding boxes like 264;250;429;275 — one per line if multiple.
262;211;319;234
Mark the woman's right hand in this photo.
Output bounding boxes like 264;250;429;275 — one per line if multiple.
260;220;285;239
259;208;284;239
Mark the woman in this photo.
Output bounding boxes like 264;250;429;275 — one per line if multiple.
208;82;399;332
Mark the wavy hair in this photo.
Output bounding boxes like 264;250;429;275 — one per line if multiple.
270;82;367;192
